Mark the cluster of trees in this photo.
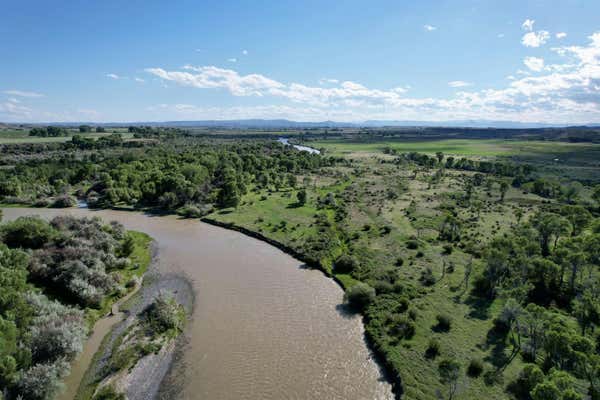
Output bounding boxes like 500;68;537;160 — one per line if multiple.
71;134;124;150
399;151;534;178
0;215;133;400
0;142;328;213
127;126;187;138
28;126;69;137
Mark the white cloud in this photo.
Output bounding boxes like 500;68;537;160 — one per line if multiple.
143;31;600;124
319;78;339;85
228;58;237;63
497;33;505;38
448;80;472;88
522;19;535;32
523;56;545;72
424;25;437;32
521;30;550;47
134;77;145;83
556;32;567;39
242;50;248;55
106;73;120;79
3;90;44;98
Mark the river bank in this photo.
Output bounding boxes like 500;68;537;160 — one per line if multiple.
201;216;404;399
3;207;392;400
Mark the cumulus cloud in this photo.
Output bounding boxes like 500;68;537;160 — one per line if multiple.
556;32;567;39
3;90;44;98
424;25;436;31
448;81;473;88
144;31;600;124
523;56;545;72
522;30;550;47
522;19;535;32
106;73;120;79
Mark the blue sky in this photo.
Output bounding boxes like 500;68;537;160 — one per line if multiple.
1;0;600;123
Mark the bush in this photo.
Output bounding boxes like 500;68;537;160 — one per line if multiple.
395;257;404;267
93;385;126;400
407;240;419;249
144;293;185;336
425;338;440;359
15;360;69;400
408;308;418;321
420;267;436;286
442;244;453;255
467;358;484;377
51;195;76;208
508;364;544;399
333;254;359;274
389;315;415;339
1;216;55;249
435;314;452;332
344;283;376;311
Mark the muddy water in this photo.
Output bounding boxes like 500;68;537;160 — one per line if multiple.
3;208;393;400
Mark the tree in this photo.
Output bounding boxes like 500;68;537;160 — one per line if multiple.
500;181;509;202
344;283;375;311
0;216;55;249
439;214;461;242
560;205;592;236
438;358;461;400
297;188;307;205
532;213;572;256
593;185;600;207
499;298;523;350
436;152;444;164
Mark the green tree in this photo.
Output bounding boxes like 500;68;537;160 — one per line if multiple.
438;358;461;400
344;283;375;311
296;188;307;205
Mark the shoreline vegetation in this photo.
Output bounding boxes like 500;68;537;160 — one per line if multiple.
2;126;600;399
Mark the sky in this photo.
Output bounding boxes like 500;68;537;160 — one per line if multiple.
1;0;600;124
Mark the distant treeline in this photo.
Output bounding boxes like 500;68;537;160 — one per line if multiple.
28;126;69;137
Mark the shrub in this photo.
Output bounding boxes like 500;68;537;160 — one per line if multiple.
425;338;440;359
407;240;419;249
508;364;544;399
416;250;425;258
1;216;55;249
408;308;418;321
389;315;415;339
177;204;204;218
467;358;484;377
395;257;404;267
93;385;126;400
442;244;453;255
51;195;76;208
144;293;185;336
435;314;452;332
333;254;358;274
420;267;436;286
344;283;376;311
14;360;69;400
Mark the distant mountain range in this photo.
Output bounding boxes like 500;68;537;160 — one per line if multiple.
11;119;600;129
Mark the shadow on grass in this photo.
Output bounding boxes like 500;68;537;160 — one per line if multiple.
464;295;493;320
286;202;303;209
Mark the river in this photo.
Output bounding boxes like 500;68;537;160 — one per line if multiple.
277;137;321;154
2;207;393;400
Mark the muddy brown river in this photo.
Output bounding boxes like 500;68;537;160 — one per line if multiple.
3;207;393;400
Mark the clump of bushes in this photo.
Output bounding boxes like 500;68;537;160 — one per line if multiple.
344;283;376;311
420;267;436;286
435;313;452;332
144;293;185;336
467;358;484;377
93;385;126;400
0;216;56;249
425;337;440;359
407;239;419;249
51;194;76;208
333;254;359;274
